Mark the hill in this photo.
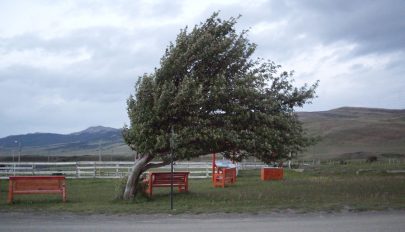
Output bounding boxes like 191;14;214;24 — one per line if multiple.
0;107;404;161
0;126;131;161
297;107;405;160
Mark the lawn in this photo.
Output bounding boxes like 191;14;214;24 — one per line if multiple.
1;162;404;214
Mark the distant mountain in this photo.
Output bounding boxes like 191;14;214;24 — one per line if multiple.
0;126;130;159
0;126;122;147
297;107;405;160
70;126;119;135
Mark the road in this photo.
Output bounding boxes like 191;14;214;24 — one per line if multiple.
0;211;404;232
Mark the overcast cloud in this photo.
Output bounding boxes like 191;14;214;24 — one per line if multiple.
0;0;404;137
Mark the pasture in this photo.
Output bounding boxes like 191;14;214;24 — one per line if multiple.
0;162;404;214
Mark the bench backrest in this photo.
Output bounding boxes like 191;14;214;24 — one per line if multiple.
150;172;189;185
223;168;236;178
9;176;65;191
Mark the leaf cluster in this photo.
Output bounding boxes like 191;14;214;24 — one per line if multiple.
123;13;318;164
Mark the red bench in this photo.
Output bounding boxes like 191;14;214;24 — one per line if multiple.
8;176;67;204
213;167;236;188
145;172;189;198
261;167;283;181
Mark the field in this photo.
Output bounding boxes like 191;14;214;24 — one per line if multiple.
299;107;405;160
0;162;404;214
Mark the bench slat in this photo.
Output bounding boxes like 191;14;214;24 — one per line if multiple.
13;190;63;194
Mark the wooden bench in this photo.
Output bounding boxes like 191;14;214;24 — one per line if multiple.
213;167;236;188
145;172;189;198
8;176;67;204
261;167;283;181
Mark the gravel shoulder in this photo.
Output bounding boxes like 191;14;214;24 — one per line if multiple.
0;210;404;232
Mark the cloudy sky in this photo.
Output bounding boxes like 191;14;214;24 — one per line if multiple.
0;0;404;137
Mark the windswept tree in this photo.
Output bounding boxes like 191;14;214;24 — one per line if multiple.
122;13;318;200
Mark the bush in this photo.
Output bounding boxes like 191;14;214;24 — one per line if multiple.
114;176;128;200
366;156;378;163
114;174;150;201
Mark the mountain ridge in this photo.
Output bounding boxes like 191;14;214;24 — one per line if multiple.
0;126;125;157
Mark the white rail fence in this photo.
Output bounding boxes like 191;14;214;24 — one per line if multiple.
0;161;215;179
1;159;403;180
0;161;269;180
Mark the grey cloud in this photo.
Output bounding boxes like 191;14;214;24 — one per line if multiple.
210;0;405;61
0;22;184;137
288;0;405;56
1;0;404;137
0;65;129;137
74;0;184;20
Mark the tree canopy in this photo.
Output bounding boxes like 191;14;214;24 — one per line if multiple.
123;12;318;164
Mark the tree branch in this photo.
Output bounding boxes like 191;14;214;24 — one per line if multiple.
141;160;171;172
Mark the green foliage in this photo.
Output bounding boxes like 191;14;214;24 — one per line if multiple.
123;12;318;164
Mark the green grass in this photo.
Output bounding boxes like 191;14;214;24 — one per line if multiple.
1;163;404;214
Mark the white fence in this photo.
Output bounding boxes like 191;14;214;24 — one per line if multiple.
0;161;214;179
0;161;270;180
2;159;402;180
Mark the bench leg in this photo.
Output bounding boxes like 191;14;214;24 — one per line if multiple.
62;187;67;202
178;185;187;192
213;175;223;188
8;180;13;204
148;185;153;198
213;175;219;187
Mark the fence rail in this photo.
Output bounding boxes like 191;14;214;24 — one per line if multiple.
2;159;401;179
0;161;217;179
0;161;272;179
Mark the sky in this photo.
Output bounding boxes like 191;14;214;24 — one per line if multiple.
0;0;404;137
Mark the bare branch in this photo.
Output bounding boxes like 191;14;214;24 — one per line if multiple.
141;160;171;172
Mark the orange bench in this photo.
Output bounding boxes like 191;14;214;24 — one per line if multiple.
145;172;189;198
261;167;283;180
213;167;236;188
8;176;67;204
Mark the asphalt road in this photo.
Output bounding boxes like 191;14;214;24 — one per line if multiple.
0;211;404;232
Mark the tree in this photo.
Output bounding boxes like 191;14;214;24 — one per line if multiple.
122;12;318;200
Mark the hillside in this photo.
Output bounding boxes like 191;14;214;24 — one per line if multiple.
0;107;404;161
297;107;405;160
0;126;131;161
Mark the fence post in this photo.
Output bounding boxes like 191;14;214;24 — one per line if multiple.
76;162;79;178
116;163;119;177
94;161;96;178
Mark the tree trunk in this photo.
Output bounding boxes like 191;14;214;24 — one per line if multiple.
122;154;151;200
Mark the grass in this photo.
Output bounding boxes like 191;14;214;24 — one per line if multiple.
299;107;405;160
1;162;404;214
